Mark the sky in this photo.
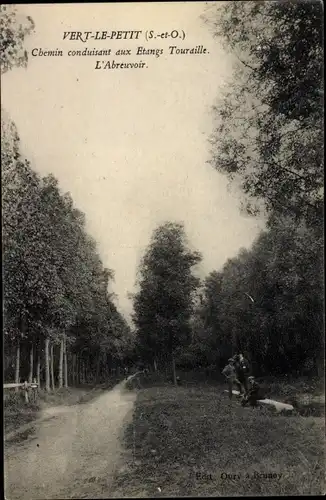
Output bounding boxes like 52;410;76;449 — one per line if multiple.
2;2;266;321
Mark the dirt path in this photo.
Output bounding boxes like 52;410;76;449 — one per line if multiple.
4;381;137;499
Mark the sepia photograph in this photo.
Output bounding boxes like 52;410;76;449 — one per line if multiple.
2;1;324;498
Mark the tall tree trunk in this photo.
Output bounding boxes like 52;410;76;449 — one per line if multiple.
14;339;20;392
104;352;108;378
172;353;177;386
164;353;169;379
232;329;237;356
77;355;80;385
64;335;68;388
36;352;41;388
316;355;324;379
50;343;55;391
72;354;76;386
74;354;77;385
28;343;34;383
96;355;101;384
75;354;78;385
59;337;64;388
153;358;157;372
81;360;85;384
45;337;50;392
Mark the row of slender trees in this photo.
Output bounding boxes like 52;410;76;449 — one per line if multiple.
2;2;324;387
2;112;134;390
2;6;134;391
187;215;323;376
131;214;323;379
201;0;323;376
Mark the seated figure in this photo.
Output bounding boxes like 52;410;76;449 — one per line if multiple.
241;376;265;407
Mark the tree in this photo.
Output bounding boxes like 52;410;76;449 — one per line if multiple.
204;0;323;227
3;148;45;387
2;119;132;389
2;5;135;391
194;0;324;379
133;222;202;383
189;215;323;377
0;4;34;73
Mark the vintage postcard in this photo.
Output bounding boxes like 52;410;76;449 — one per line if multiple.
2;1;324;498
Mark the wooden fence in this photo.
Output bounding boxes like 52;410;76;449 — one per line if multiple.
4;380;39;403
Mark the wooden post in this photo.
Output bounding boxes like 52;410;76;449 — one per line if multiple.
24;381;29;403
32;378;38;403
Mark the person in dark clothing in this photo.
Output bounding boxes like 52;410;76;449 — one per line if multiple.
222;358;242;399
234;353;250;394
241;376;264;407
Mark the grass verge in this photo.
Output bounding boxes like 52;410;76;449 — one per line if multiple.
111;383;325;497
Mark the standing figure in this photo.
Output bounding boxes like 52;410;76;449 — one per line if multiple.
234;353;250;394
222;358;242;399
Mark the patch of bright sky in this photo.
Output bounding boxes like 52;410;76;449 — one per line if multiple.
2;2;266;321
